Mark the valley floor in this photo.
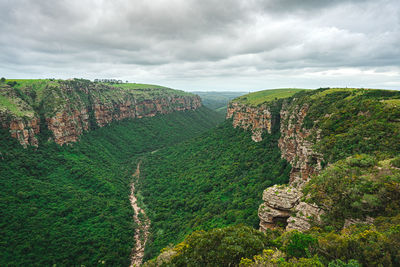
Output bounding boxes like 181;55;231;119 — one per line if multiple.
130;161;150;267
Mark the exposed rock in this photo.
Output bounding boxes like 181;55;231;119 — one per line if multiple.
278;101;322;186
7;117;40;148
226;102;272;142
262;185;302;210
286;202;323;231
258;185;301;231
46;108;89;145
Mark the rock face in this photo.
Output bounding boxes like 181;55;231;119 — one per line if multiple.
278;101;322;186
4;117;40;148
227;102;273;142
1;80;202;146
227;97;323;231
258;185;301;231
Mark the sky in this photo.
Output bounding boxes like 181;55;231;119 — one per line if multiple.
0;0;400;92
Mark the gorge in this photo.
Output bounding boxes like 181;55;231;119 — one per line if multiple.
1;81;400;266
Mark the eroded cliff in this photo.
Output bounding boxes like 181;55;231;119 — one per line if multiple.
228;87;400;232
0;79;201;146
227;90;323;231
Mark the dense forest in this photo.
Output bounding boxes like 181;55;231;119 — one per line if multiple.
143;88;400;267
138;119;291;259
0;107;222;266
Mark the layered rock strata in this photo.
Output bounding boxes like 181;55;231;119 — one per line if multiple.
227;98;323;231
278;102;322;186
3;117;40;148
227;102;272;142
1;81;202;146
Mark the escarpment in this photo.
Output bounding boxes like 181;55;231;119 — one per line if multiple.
226;102;273;142
229;87;400;232
1;79;201;146
227;91;324;231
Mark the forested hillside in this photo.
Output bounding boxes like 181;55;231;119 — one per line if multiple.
0;107;222;266
138;119;291;259
144;88;400;267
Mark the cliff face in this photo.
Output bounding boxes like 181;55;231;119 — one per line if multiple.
1;79;201;146
227;95;323;231
226;102;273;142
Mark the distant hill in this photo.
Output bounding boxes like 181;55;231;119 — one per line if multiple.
192;91;247;114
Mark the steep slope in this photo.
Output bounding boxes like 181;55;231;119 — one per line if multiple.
0;79;201;147
228;88;400;231
0;81;222;266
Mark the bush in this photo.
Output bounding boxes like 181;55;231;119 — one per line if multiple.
282;231;317;258
170;225;276;267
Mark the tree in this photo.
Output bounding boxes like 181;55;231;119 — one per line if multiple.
0;77;5;83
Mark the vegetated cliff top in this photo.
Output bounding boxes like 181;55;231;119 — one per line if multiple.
232;88;307;106
0;78;195;119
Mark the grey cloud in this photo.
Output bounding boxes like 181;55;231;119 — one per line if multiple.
0;0;399;91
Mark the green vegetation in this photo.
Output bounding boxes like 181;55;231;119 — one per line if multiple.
138;119;291;259
234;88;307;106
0;107;221;266
303;154;400;228
155;215;398;266
112;83;192;97
294;88;400;163
168;225;274;267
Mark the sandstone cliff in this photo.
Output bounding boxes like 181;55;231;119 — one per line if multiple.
227;90;323;231
1;79;201;146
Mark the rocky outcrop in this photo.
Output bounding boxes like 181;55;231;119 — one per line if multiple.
286;202;323;231
227;102;272;142
258;185;301;231
4;117;40;147
46;108;90;145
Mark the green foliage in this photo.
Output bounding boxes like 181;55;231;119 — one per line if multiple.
281;231;317;258
296;88;400;163
169;225;275;267
391;156;400;168
111;83;191;97
138;120;291;259
316;217;400;266
0;108;221;266
303;155;400;227
328;259;361;267
234;89;307;106
240;249;324;267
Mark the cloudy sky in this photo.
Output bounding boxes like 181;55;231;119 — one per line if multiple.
1;0;399;91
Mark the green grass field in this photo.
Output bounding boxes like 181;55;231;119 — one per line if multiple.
234;88;307;106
